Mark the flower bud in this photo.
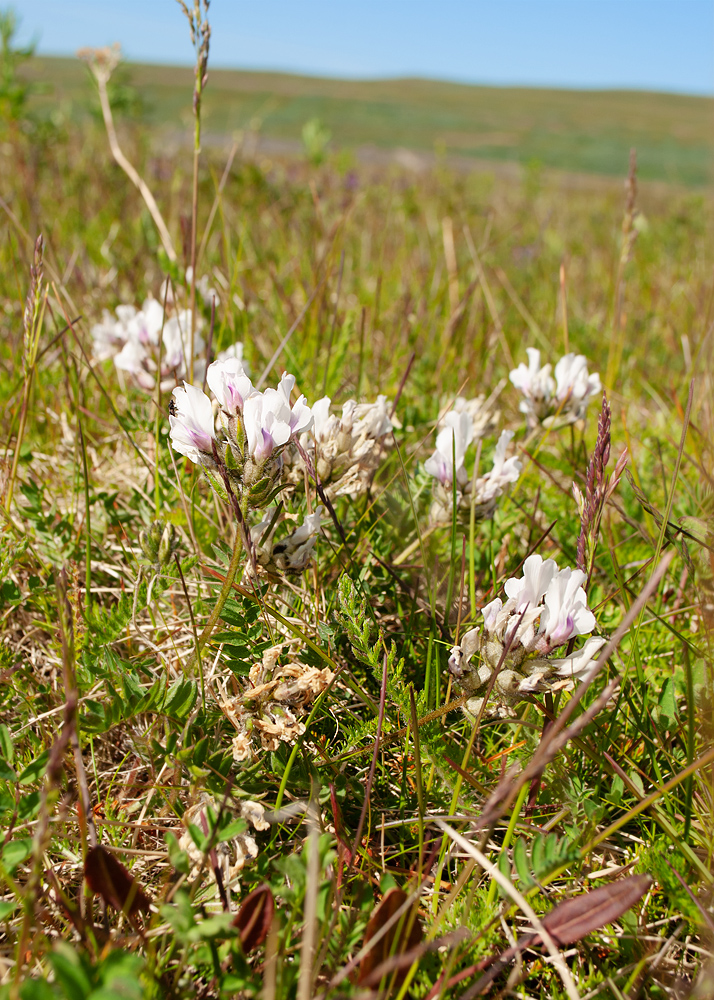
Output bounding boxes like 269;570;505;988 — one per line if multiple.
158;523;177;568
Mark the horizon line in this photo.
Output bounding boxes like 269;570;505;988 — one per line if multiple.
30;51;714;100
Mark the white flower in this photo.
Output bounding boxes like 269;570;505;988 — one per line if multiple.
162;310;204;377
481;555;597;654
243;374;313;462
216;341;248;370
510;348;601;428
207;357;255;415
425;410;474;486
504;554;557;612
310;396;337;442
509;347;555;423
275;373;314;435
554;353;602;415
439;394;498;440
113;338;153;388
169;382;216;463
550;635;606;683
475;430;521;503
537;565;596;651
272;507;324;571
351;395;392;442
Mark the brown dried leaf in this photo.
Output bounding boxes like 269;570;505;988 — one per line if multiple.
539;873;652;946
358;887;423;987
84;845;151;917
464;874;652;998
232;883;274;952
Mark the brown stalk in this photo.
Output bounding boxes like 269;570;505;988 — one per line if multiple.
79;46;176;264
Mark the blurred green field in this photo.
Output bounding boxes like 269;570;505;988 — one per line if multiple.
23;55;713;186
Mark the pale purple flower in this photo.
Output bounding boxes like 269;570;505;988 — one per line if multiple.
481;555;597;654
207;357;255;415
537;566;596;651
243;375;313;462
169;382;216;463
424;410;474;486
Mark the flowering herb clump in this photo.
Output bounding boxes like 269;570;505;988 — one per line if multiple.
509;347;601;430
448;553;605;718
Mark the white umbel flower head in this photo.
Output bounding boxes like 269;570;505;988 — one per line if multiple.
447;552;602;715
169;382;216;464
510;347;601;429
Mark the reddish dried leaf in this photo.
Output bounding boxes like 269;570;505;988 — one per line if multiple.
84;845;151;917
358;888;423;987
540;874;652;947
232;884;274;952
465;874;653;997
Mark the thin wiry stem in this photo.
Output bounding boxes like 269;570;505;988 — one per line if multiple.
80;46;177;263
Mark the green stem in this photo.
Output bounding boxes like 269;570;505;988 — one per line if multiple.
185;528;243;671
78;421;92;610
485;780;529;908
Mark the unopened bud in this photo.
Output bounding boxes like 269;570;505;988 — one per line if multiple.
139;528;159;563
158;523;177;567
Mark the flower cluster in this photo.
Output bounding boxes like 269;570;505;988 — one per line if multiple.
169;355;397;575
509;348;602;430
169;361;313;508
288;393;393;497
221;644;334;762
426;410;521;524
92;295;245;391
448;553;604;717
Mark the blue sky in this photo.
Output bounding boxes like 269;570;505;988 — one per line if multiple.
15;0;714;95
